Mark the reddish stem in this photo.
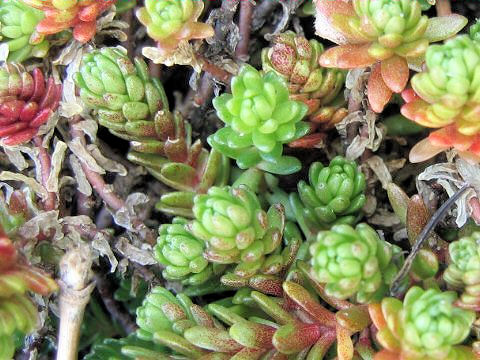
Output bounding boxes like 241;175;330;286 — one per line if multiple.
68;117;155;244
435;0;451;16
236;0;254;60
197;55;233;84
33;136;56;212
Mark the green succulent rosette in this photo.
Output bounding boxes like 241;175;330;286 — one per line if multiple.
297;156;366;229
374;287;476;359
409;35;480;136
444;232;480;310
189;185;286;280
75;47;167;148
136;286;195;342
209;65;309;175
0;0;49;62
154;217;226;286
310;223;401;303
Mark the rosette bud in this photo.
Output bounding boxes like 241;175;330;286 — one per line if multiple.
444;232;480;310
20;0;115;43
315;0;467;112
295;156;366;231
209;65;309;175
310;223;401;303
0;64;61;146
136;0;214;56
155;218;225;286
369;286;476;359
262;31;347;138
190;185;287;280
0;0;49;62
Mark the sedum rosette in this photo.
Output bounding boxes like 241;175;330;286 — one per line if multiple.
136;0;214;56
154;217;225;286
369;286;476;359
209;65;309;175
444;232;480;310
310;223;401;303
0;0;49;62
315;0;467;113
0;64;61;146
189;185;287;280
0;231;57;359
76;47;230;218
262;31;347;140
402;34;480;162
20;0;115;43
294;156;366;232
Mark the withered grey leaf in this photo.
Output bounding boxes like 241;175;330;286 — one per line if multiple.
69;154;92;196
115;237;156;266
87;144;127;176
68;137;105;174
46;141;67;193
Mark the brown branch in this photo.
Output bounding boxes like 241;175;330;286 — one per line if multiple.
68;116;156;245
236;0;255;60
94;273;138;334
436;0;452;16
197;54;233;84
33;136;56;212
194;73;214;107
121;9;134;57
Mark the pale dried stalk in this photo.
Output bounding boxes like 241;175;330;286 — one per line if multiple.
56;245;95;360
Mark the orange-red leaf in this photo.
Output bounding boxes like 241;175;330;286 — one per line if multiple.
381;56;409;93
314;0;366;45
368;63;393;113
400;98;429;124
319;44;376;69
373;349;400;360
409;137;449;163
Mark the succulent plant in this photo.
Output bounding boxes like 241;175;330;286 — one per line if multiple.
136;0;214;56
85;334;170;360
133;282;372;359
113;277;148;315
188;185;293;283
20;0;115;43
0;191;28;236
444;232;480;310
369;286;476;359
209;65;310;175
310;223;402;303
402;34;480;162
297;156;366;231
315;0;467;113
0;0;49;62
76;47;230;218
262;31;347;144
0;64;61;146
0;230;57;359
154;217;226;286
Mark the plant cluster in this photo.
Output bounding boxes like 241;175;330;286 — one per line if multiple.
2;0;480;359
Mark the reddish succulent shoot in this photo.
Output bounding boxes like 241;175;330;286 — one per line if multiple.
0;66;61;146
314;0;467;113
22;0;116;43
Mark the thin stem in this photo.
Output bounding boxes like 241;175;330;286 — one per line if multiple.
236;0;255;60
197;54;233;84
33;136;56;212
390;184;471;296
94;274;138;334
68;117;156;244
436;0;452;16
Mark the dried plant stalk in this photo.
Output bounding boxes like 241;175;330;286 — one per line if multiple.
56;244;95;360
